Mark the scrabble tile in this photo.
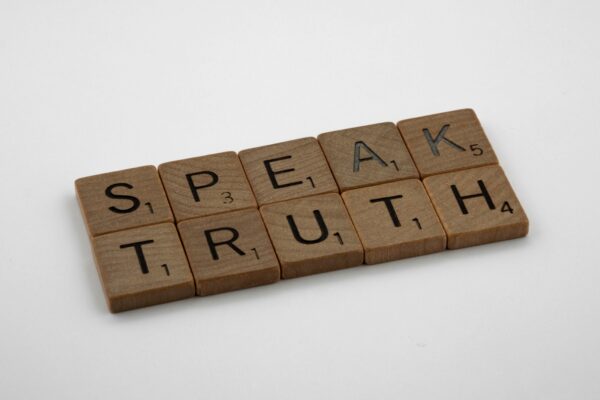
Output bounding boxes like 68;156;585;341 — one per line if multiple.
158;152;257;222
423;165;528;249
76;166;173;237
91;223;195;313
260;193;363;279
342;179;446;264
239;137;338;206
397;109;498;177
318;122;419;191
178;209;280;296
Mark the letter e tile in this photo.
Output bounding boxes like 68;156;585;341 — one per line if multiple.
239;138;338;206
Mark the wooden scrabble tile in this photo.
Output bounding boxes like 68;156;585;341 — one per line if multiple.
158;152;257;222
239;137;338;206
178;209;280;296
91;223;195;313
318;122;419;191
397;109;498;177
260;193;363;279
342;179;446;264
76;166;173;237
423;165;528;249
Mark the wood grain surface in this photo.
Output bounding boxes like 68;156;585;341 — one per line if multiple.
423;165;528;249
91;223;195;313
158;152;257;222
76;166;173;237
318;122;419;191
342;179;446;264
397;109;498;177
178;209;280;296
260;193;363;279
239;137;338;206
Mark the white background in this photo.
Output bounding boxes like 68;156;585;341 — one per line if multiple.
1;1;599;399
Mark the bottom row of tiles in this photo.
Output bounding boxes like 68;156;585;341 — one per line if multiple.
91;165;528;312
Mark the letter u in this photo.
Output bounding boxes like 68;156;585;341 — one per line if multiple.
286;210;329;244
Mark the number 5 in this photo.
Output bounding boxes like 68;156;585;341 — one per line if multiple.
470;144;483;156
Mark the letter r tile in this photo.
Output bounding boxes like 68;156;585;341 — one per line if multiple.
92;223;195;313
318;122;419;191
75;166;173;237
342;179;446;264
239;137;339;206
260;193;363;279
397;109;498;177
159;152;257;222
423;165;529;249
178;209;280;296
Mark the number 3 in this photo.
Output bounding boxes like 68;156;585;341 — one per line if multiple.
221;192;234;204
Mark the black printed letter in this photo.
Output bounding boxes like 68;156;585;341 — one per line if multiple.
264;156;303;189
370;195;403;227
105;183;141;214
120;240;154;274
204;227;245;260
186;171;219;202
451;180;495;215
287;210;329;244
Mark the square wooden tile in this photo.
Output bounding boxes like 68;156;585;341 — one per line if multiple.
239;137;338;206
91;223;195;313
178;209;280;296
342;179;446;264
318;122;419;191
423;165;528;249
158;152;257;222
260;193;363;279
76;166;173;237
397;109;498;177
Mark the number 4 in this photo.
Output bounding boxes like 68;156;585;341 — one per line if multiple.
501;201;514;214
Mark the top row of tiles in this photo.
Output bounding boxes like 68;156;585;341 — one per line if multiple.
76;109;499;236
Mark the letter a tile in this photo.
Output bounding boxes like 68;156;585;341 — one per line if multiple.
92;223;195;313
239;138;338;206
76;166;173;237
397;109;498;177
178;209;280;296
159;152;257;222
260;193;363;279
318;122;419;191
342;180;446;264
423;165;528;249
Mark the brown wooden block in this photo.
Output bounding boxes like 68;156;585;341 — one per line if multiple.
423;165;528;249
342;179;446;264
318;122;419;191
260;193;363;279
178;209;280;296
91;223;195;313
158;152;257;222
239;137;338;206
397;109;498;177
76;166;173;237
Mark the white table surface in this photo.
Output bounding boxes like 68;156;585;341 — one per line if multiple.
1;1;599;399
